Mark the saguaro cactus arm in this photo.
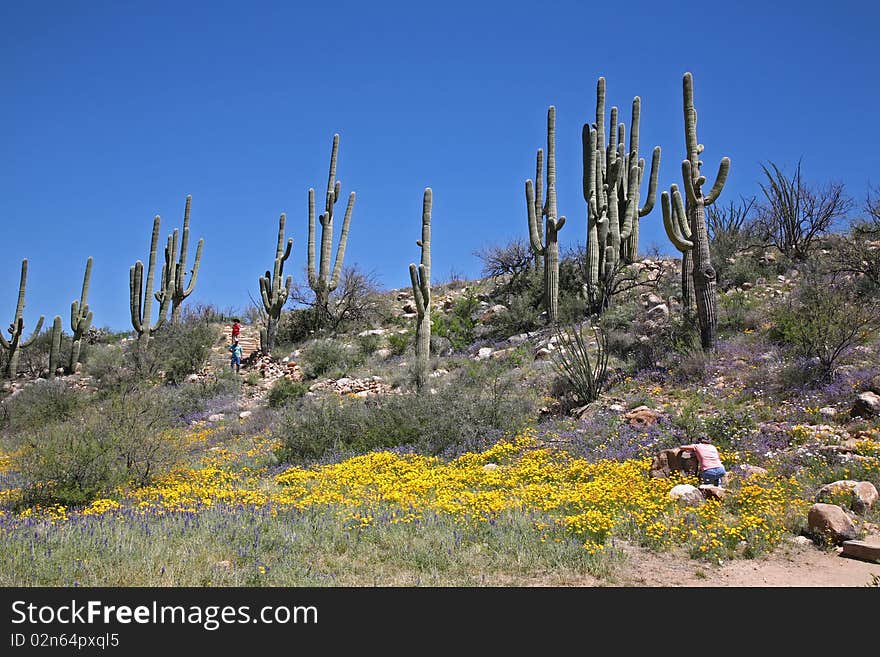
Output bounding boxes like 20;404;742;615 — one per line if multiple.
526;180;546;255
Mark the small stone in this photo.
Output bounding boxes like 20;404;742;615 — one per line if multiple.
818;407;837;419
207;414;225;423
238;411;252;420
699;485;727;501
482;463;499;471
609;403;626;413
789;535;814;547
476;347;493;360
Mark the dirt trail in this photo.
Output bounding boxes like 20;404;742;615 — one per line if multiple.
603;541;880;587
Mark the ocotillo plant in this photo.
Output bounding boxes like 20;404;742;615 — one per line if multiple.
661;185;695;313
526;106;566;323
408;188;432;391
583;77;660;306
130;216;172;352
155;195;203;324
679;72;730;350
69;256;93;373
259;213;293;354
307;134;355;329
1;259;45;379
48;315;62;380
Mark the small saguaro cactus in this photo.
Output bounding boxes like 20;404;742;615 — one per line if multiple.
679;72;730;350
583;77;660;305
1;259;45;379
259;213;293;355
130;216;172;351
409;188;432;391
69;256;93;373
526;106;566;323
48;315;62;380
307;134;356;329
155;195;204;324
661;185;695;313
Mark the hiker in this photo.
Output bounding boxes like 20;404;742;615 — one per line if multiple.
229;337;243;374
679;434;727;487
231;318;241;340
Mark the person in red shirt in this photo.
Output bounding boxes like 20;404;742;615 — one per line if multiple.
680;434;726;487
231;319;241;341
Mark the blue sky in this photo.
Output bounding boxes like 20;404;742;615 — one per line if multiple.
2;0;878;332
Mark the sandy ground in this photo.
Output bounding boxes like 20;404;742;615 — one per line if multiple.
602;539;880;587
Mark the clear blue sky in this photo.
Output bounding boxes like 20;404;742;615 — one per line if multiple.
2;0;878;332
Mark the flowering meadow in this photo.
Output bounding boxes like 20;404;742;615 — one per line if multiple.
0;417;845;586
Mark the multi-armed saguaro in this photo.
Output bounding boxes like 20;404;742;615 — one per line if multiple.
1;259;45;379
678;71;729;350
130;216;172;351
307;134;355;328
409;188;432;391
527;106;566;323
583;77;660;304
155;195;203;324
69;256;93;373
259;213;293;354
661;185;695;312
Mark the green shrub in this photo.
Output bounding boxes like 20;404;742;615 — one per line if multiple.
770;270;880;376
0;379;87;434
275;361;538;462
432;291;480;350
150;320;219;384
268;378;309;408
13;387;182;506
387;331;412;356
300;339;360;379
357;333;383;357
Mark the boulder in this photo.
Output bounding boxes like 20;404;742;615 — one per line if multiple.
646;304;669;321
735;464;768;479
870;374;880;395
624;405;662;428
818;480;879;514
807;503;858;545
852;391;880;417
650;448;700;478
669;484;704;507
699;485;728;501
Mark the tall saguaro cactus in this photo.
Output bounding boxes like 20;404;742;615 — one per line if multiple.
69;256;93;372
130;216;171;351
661;185;695;313
409;188;432;391
48;315;62;379
527;106;566;323
155;195;204;324
307;134;355;329
679;72;730;350
259;213;293;355
583;77;660;304
1;259;45;379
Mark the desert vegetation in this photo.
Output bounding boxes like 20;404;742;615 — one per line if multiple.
2;70;879;586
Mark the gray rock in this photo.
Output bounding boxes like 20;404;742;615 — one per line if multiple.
669;484;704;507
852;391;880;417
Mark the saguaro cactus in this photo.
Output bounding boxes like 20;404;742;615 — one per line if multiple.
130;216;172;351
48;315;62;379
307;134;355;328
155;195;203;324
679;72;730;350
69;256;93;372
409;188;432;391
661;185;696;313
259;213;293;354
526;106;566;323
1;259;45;378
583;77;660;303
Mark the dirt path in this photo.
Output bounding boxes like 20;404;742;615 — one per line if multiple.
603;540;880;587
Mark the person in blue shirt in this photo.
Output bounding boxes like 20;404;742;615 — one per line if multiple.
229;337;243;373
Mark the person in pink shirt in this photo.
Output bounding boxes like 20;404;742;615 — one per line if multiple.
680;434;726;487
